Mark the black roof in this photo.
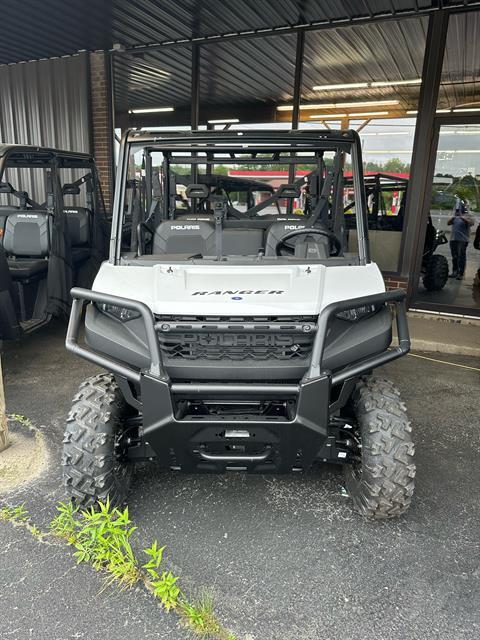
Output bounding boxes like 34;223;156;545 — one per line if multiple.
127;128;359;150
0;144;94;168
174;174;274;193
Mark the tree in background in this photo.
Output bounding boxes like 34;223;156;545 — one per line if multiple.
383;158;411;174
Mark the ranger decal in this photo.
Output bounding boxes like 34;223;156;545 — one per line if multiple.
192;290;284;296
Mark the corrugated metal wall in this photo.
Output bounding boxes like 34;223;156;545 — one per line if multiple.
0;53;90;205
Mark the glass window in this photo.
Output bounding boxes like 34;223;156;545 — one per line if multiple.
297;18;428;273
118;136;360;263
413;123;480;313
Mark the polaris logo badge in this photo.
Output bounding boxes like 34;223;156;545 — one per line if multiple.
17;213;39;219
192;290;284;296
284;225;305;230
64;209;79;214
171;224;200;230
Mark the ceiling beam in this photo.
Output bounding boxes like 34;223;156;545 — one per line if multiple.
113;2;480;56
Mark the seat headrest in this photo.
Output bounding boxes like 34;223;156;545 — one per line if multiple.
3;211;50;257
186;183;209;199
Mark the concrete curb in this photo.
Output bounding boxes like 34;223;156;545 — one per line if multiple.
393;312;480;358
410;339;480;357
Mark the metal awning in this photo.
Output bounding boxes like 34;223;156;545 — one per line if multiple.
1;1;479;121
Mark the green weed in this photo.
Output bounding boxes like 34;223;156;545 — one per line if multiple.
4;498;238;639
143;541;181;610
49;500;78;541
71;498;139;588
8;413;34;429
0;503;29;523
179;591;230;638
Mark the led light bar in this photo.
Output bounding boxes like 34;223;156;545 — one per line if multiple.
313;82;369;91
349;111;389;117
371;78;421;87
335;100;399;108
207;118;240;124
277;100;399;111
128;107;175;114
309;113;348;119
312;78;421;91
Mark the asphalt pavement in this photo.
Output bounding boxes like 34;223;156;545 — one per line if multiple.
1;320;479;640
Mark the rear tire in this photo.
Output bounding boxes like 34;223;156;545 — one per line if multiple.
62;373;134;508
344;376;415;520
422;254;449;291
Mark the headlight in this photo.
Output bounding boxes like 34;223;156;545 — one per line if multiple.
97;303;141;322
335;304;379;322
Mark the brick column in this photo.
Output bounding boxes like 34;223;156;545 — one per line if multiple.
89;51;114;213
383;274;409;290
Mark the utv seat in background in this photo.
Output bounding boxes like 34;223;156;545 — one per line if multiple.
3;211;50;279
222;228;264;255
63;206;91;263
175;214;264;255
153;219;216;255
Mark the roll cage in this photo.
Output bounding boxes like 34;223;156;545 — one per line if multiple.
111;129;370;265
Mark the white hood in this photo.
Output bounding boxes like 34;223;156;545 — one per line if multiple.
92;262;385;316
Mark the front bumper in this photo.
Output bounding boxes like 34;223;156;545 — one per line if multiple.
66;288;410;472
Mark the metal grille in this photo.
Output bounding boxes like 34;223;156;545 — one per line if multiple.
156;315;317;362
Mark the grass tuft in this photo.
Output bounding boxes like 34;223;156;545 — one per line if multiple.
4;499;238;639
0;503;30;523
8;413;34;429
51;498;139;588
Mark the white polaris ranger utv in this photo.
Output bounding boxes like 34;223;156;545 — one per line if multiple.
63;129;415;519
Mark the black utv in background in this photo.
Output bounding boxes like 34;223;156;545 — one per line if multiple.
0;145;108;340
344;173;449;291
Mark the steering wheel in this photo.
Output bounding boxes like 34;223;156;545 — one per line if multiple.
275;227;342;257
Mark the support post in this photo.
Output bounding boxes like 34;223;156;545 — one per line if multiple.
0;348;9;453
288;29;305;213
89;51;115;213
190;44;200;204
191;44;200;130
399;10;449;299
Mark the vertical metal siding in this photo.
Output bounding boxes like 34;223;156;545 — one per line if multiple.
0;54;90;204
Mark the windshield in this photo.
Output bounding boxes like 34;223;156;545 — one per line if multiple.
115;132;365;264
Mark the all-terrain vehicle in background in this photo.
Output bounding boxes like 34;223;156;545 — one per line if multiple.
0;145;108;340
63;129;415;520
344;173;448;291
421;215;449;291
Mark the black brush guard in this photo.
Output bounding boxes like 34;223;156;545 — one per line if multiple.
66;287;410;472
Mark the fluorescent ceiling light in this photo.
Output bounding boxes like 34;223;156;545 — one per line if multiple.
312;79;421;91
349;111;389;117
371;78;421;87
277;100;399;111
277;103;339;111
309;113;347;119
453;108;480;112
128;107;174;114
313;82;369;91
335;100;399;108
408;109;452;115
208;118;240;124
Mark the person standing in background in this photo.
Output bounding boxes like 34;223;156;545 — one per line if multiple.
447;197;475;280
